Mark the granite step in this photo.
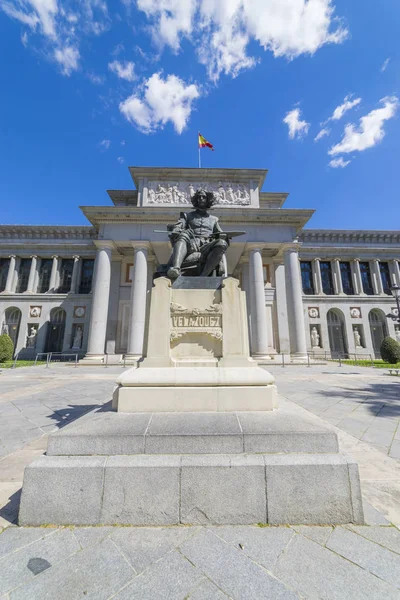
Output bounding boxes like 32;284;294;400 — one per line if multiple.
47;410;339;456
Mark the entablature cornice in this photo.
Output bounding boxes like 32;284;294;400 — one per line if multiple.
300;229;400;245
0;225;97;241
79;205;315;231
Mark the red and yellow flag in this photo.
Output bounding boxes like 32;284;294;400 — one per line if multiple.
198;132;214;151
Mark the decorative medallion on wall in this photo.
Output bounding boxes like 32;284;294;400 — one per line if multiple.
29;306;42;318
392;307;399;317
308;307;320;318
74;306;86;318
350;307;361;318
147;181;251;206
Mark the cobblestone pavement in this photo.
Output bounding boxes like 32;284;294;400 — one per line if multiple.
1;363;400;598
1;523;400;599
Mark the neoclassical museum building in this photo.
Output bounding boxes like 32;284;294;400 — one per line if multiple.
0;167;399;362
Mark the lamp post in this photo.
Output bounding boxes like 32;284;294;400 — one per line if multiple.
386;285;400;324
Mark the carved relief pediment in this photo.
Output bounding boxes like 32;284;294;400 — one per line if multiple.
146;180;250;206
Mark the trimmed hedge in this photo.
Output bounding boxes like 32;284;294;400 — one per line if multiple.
380;336;400;364
0;334;14;362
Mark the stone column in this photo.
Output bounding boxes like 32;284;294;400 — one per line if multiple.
4;255;16;293
249;248;270;359
389;260;400;287
26;256;38;293
332;258;344;295
311;258;324;294
284;246;308;358
69;256;80;294
48;256;59;292
126;246;149;361
85;244;113;359
351;259;363;295
371;259;383;295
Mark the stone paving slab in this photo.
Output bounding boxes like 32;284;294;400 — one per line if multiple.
1;523;400;598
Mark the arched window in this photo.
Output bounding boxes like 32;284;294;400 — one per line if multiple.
327;309;348;358
369;309;388;358
3;307;21;353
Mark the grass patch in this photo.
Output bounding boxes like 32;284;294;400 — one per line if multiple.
0;360;47;369
332;359;400;369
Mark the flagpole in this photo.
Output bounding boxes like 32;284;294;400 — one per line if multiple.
198;131;201;168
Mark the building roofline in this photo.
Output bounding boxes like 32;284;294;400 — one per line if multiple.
128;166;268;189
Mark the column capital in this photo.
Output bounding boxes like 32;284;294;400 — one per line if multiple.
130;241;152;251
30;255;38;259
51;254;58;259
8;254;17;259
93;240;115;251
72;255;80;261
312;257;321;262
280;242;302;255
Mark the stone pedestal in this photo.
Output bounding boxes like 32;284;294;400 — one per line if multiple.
19;410;364;527
112;277;277;412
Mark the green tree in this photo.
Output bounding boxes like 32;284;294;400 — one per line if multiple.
380;336;400;364
0;334;14;362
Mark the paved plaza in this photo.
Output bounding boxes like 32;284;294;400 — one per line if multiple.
0;363;400;598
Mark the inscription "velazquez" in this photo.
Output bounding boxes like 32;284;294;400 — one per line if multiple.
172;315;222;328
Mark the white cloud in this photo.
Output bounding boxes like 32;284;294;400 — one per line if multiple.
21;31;29;46
120;72;199;134
108;60;136;82
1;0;109;74
117;156;125;163
381;58;390;73
1;0;58;37
54;45;80;75
136;0;348;81
99;139;111;150
87;72;105;85
329;96;399;156
314;127;330;141
329;94;361;121
329;157;350;168
283;107;310;140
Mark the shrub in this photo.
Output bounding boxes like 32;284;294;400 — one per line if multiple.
380;336;400;364
0;334;14;362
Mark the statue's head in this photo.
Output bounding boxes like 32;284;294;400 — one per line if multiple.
191;188;216;210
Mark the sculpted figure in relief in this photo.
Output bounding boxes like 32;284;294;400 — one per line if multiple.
395;326;400;344
353;327;362;348
310;326;320;348
26;325;38;348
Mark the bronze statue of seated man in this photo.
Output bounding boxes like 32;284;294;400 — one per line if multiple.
165;189;229;280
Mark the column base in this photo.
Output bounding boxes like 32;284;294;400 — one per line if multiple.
80;354;105;365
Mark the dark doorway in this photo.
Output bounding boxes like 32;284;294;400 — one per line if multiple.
45;308;66;353
327;309;348;358
369;309;388;358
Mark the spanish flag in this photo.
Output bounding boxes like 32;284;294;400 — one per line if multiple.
198;132;214;151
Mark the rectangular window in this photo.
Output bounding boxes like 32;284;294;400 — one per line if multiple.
0;258;9;292
340;262;354;295
16;258;31;293
300;262;315;295
320;261;334;295
38;258;53;293
360;261;374;295
79;259;94;294
58;259;74;293
379;262;392;295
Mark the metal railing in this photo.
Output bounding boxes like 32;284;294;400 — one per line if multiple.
35;352;79;367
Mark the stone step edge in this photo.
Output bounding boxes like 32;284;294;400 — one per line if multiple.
47;430;339;456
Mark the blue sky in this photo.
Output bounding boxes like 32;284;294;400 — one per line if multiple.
0;0;399;230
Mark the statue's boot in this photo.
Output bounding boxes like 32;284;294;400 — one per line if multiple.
167;267;181;280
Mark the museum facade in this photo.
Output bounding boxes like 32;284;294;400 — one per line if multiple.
0;166;399;362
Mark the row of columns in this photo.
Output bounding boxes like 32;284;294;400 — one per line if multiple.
2;255;82;294
86;241;308;361
248;245;307;359
311;258;400;296
86;244;149;360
